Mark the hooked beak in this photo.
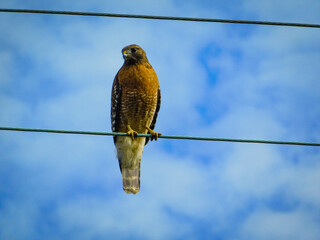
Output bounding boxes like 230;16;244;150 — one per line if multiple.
123;50;129;59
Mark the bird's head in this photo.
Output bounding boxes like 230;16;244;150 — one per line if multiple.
122;44;148;64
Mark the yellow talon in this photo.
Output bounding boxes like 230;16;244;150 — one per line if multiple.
127;125;138;140
146;126;162;141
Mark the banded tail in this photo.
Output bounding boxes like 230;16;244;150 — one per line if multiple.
115;136;145;194
121;165;140;194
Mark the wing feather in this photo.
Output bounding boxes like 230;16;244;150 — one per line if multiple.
145;88;161;145
111;74;122;143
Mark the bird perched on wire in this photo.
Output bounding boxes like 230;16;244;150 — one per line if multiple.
111;44;161;194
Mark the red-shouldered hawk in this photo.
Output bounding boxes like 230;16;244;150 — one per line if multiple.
111;44;161;194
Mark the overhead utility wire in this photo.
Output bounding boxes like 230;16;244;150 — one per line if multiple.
1;127;320;147
0;8;320;29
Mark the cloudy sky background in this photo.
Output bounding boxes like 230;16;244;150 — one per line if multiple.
1;0;320;239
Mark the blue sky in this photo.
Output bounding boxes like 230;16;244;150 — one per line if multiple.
0;0;320;239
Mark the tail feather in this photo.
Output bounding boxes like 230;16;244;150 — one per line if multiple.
115;136;145;194
122;167;140;194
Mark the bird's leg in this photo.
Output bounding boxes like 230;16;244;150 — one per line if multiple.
146;126;162;141
127;125;138;140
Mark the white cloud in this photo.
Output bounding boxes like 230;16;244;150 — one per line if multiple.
0;200;38;240
240;208;320;240
1;0;320;239
243;0;320;22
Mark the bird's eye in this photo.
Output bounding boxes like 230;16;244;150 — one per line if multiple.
131;47;137;53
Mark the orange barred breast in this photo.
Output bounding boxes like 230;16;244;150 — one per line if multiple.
117;63;159;133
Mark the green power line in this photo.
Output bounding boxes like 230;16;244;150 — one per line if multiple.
1;8;320;28
1;126;319;147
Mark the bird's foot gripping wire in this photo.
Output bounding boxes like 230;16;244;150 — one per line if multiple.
127;125;138;140
146;126;162;141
